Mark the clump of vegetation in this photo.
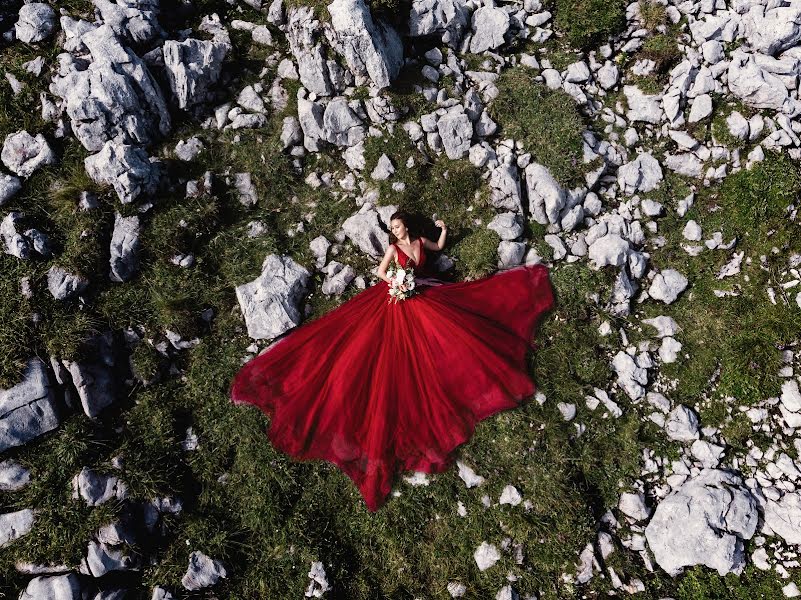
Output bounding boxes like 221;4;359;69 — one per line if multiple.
450;228;500;279
488;67;587;187
709;98;756;149
640;33;681;73
719;149;800;233
553;0;628;49
0;255;33;387
638;0;667;30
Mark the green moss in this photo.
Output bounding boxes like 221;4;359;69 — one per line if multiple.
554;0;627;49
451;228;500;279
488;67;587;187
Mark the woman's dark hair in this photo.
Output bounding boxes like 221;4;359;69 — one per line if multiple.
388;210;418;243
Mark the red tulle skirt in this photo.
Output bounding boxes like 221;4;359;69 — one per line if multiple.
229;263;555;512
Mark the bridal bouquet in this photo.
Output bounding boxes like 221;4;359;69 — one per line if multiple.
386;258;418;304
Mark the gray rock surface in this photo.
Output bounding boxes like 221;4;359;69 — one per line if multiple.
0;508;35;547
163;38;229;109
437;107;473;159
408;0;470;48
182;550;227;590
342;206;389;257
93;0;165;45
235;254;311;340
525;162;565;225
19;574;85;600
0;458;31;491
15;2;57;43
322;97;366;147
84;141;159;204
1;130;56;178
47;266;89;300
0;358;60;453
71;466;128;506
0;173;22;205
326;0;403;90
49;24;171;152
644;469;759;576
617;152;663;195
665;405;700;441
727;49;788;110
109;212;141;282
469;6;509;53
648;269;688;304
764;492;801;545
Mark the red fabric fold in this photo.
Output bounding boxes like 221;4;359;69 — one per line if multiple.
230;242;555;512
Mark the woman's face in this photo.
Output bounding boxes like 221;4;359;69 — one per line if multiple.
390;219;407;240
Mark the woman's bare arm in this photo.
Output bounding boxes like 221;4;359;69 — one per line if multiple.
422;221;448;251
376;244;397;283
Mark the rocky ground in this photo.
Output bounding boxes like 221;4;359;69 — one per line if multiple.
1;0;801;597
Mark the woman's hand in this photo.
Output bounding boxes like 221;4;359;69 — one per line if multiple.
435;219;447;231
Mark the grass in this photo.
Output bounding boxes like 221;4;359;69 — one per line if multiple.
628;151;801;421
553;0;628;50
487;67;588;188
639;0;667;30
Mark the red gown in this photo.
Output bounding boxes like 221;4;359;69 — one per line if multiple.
229;237;555;512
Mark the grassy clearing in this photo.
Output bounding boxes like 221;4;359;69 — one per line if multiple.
488;67;588;188
629;151;801;427
553;0;627;50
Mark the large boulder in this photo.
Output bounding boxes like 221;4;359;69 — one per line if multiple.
182;550;227;590
617;152;663;195
109;212;141;282
60;332;117;419
0;358;60;453
326;0;403;90
235;254;311;340
1;130;56;178
764;491;801;545
644;469;759;576
342;205;390;258
727;49;788;110
163;37;229;109
489;159;523;213
322;97;366;147
84;141;160;204
469;5;509;53
0;508;35;547
92;0;165;46
49;24;171;152
525;162;565;225
286;6;334;96
15;2;57;43
19;574;85;600
437;106;473;159
740;4;801;56
408;0;470;48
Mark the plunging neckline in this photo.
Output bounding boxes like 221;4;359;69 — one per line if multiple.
396;238;422;265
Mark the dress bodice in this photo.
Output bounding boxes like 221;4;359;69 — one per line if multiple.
394;238;428;273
